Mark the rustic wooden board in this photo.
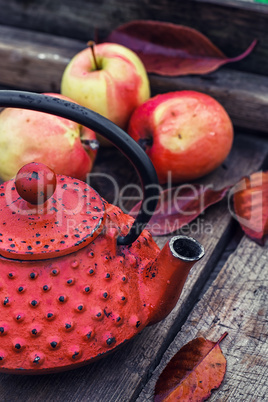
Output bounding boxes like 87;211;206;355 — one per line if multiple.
0;0;266;76
0;135;266;401
0;25;268;134
0;25;84;93
138;234;268;401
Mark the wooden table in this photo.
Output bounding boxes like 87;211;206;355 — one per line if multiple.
0;1;267;400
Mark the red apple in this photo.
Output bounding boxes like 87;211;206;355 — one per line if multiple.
61;42;150;145
128;91;234;184
0;93;98;181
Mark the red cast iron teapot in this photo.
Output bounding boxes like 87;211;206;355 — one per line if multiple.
0;91;204;374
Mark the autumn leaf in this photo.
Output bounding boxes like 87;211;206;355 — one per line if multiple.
129;184;231;236
154;332;228;402
230;171;268;244
107;20;257;76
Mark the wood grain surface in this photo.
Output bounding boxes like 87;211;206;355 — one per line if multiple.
0;25;84;93
138;234;268;401
0;135;266;401
0;25;268;134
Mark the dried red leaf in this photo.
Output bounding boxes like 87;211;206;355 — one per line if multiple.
107;20;257;76
130;184;231;236
154;332;228;402
231;171;268;244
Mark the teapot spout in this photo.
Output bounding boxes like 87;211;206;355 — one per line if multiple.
143;235;204;325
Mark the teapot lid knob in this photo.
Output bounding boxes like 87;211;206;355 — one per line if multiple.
15;162;57;205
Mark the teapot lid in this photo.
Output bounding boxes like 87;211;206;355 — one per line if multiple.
0;163;106;260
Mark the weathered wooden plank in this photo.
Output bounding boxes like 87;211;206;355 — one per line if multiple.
138;234;268;401
0;135;266;401
0;0;267;76
196;0;265;8
0;25;268;133
0;25;84;93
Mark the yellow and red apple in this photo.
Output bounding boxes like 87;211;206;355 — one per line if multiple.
61;42;150;144
0;93;98;181
128;91;234;184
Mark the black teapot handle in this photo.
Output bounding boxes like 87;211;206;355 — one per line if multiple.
0;90;159;246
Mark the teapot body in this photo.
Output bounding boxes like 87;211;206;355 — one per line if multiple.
0;201;159;374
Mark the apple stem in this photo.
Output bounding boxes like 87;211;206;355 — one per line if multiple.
87;40;100;71
81;138;100;151
138;137;153;152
